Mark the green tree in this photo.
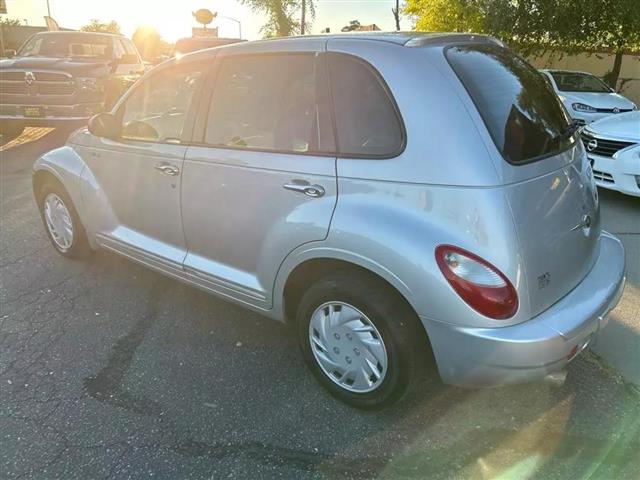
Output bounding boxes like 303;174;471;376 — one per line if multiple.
405;0;640;90
241;0;315;37
341;20;362;32
404;0;485;33
80;19;122;35
0;17;23;26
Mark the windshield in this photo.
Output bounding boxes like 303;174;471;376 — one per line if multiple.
446;44;574;164
17;33;113;59
550;71;611;93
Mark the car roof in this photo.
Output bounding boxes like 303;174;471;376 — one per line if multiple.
181;31;500;62
33;30;124;38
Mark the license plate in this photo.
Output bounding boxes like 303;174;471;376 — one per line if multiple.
23;106;43;117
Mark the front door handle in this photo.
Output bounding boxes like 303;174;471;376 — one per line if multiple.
283;180;325;198
154;163;180;176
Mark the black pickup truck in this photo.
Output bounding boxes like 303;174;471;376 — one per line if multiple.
0;31;145;139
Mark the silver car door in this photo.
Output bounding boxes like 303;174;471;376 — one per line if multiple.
181;49;337;309
82;60;208;268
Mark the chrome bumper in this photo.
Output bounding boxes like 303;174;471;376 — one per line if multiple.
421;231;626;387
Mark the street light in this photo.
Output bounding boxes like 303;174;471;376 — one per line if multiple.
216;15;242;39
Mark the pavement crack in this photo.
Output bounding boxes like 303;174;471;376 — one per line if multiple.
83;283;163;416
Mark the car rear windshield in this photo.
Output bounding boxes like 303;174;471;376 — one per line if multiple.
446;44;574;164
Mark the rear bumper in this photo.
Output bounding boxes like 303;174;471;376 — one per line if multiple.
421;231;626;387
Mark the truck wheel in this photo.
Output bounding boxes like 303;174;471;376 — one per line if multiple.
0;121;25;140
296;271;425;409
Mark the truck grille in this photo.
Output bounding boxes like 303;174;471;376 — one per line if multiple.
0;70;75;97
581;132;635;158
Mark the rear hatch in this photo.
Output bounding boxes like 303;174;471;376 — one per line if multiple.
446;43;601;318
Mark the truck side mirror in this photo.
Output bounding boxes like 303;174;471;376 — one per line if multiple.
5;49;16;59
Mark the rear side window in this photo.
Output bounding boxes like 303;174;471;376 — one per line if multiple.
328;53;404;158
446;44;573;164
205;54;334;154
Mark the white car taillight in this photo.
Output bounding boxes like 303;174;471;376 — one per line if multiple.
435;245;518;319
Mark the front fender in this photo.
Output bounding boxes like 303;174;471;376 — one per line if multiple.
33;145;87;219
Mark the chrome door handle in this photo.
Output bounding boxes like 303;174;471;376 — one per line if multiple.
154;163;180;176
283;181;325;198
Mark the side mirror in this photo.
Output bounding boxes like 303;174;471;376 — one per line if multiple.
5;49;16;59
116;53;139;65
88;113;120;139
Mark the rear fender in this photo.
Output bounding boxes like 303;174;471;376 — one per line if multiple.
274;180;531;328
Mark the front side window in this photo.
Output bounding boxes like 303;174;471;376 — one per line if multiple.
549;71;610;93
205;54;331;154
328;53;404;157
119;63;204;143
446;44;574;164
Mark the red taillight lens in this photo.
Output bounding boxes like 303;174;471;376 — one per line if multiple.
435;245;518;320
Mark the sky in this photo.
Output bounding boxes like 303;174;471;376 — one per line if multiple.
3;0;404;41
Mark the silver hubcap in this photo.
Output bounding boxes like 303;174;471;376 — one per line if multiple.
43;193;74;251
309;302;388;393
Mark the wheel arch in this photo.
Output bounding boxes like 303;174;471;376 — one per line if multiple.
276;250;425;331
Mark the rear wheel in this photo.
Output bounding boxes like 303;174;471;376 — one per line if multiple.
37;179;90;259
0;121;25;140
296;272;425;409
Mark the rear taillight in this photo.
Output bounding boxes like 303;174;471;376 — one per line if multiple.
435;245;518;319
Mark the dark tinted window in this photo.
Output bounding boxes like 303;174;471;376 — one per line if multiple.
328;53;404;157
446;44;573;164
205;54;334;154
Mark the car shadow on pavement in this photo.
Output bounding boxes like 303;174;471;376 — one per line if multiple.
71;250;640;480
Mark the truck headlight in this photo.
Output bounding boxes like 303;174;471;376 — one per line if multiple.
572;102;597;113
76;77;104;93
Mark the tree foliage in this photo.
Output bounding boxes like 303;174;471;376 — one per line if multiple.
404;0;640;87
132;26;170;61
0;17;23;26
80;19;122;35
404;0;485;33
240;0;315;37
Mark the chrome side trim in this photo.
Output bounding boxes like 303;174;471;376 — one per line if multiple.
95;233;269;309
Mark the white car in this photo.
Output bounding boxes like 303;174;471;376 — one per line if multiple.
581;111;640;197
541;69;637;125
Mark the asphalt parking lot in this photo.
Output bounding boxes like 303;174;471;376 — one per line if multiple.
1;128;639;479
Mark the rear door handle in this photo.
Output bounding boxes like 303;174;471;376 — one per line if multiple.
154;163;180;176
283;181;325;198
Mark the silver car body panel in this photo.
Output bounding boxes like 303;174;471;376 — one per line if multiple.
33;33;626;387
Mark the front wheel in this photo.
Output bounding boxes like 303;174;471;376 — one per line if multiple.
37;179;91;259
296;272;425;409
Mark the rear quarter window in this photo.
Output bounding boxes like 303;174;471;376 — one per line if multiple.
446;44;574;164
328;53;405;158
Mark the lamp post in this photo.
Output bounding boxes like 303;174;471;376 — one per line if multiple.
217;15;242;39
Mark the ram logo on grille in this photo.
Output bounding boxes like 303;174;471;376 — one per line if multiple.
24;71;36;86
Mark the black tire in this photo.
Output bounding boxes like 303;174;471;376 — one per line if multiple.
37;178;91;259
0;121;25;140
296;271;425;409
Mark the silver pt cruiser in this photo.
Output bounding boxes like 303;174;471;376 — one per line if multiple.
33;33;626;409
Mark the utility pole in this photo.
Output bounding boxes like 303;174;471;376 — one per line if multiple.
301;0;306;35
392;0;400;31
